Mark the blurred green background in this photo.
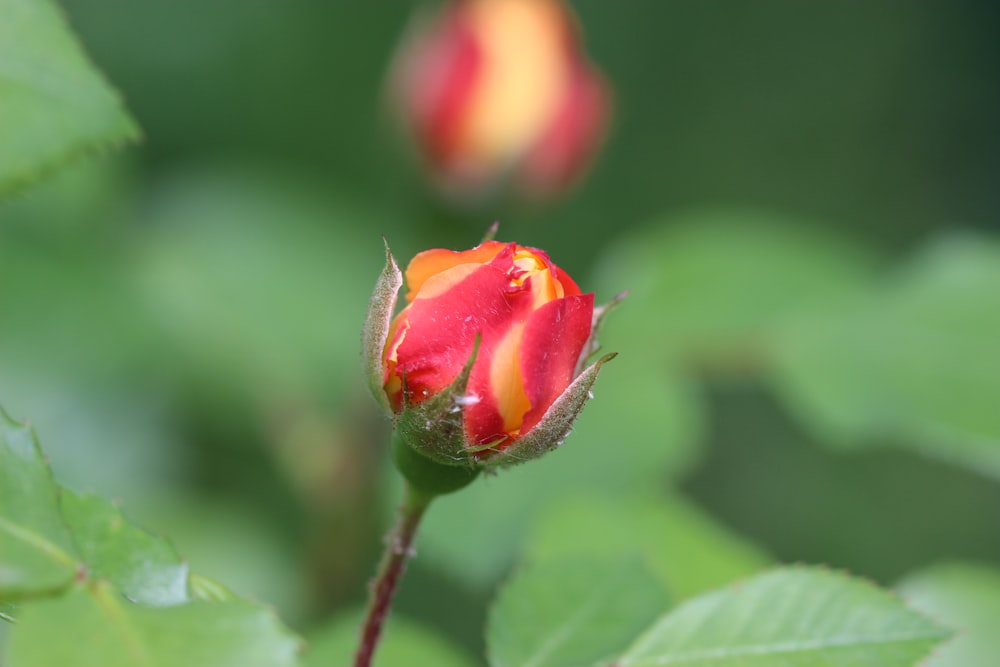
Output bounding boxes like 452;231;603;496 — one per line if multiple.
2;1;999;664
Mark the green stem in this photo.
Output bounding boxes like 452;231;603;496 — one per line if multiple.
352;483;433;667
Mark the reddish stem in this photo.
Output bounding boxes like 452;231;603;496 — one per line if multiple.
353;484;433;667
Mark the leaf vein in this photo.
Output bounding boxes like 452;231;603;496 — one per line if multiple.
521;566;633;667
621;629;945;666
0;514;77;568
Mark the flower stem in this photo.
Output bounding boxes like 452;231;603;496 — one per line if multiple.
353;483;433;667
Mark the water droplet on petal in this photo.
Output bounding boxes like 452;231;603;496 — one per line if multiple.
455;394;481;406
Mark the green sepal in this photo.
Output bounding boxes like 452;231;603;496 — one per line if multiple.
393;337;481;466
485;352;618;469
361;238;403;417
480;221;500;243
392;435;480;497
577;291;627;375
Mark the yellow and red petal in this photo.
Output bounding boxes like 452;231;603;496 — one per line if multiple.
395;5;482;165
404;241;507;300
518;293;594;435
486;322;531;433
389;259;535;410
521;61;609;193
552;263;583;297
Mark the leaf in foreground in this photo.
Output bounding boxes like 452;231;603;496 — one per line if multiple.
6;581;300;667
0;409;79;598
0;0;140;196
60;489;189;607
618;566;950;667
488;556;669;667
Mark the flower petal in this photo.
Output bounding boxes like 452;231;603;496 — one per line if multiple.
553;263;583;297
404;241;507;299
396;5;482;166
519;293;594;434
521;60;610;193
390;259;533;409
487;322;531;433
486;351;617;468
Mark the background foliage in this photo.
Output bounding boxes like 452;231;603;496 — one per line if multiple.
1;1;999;666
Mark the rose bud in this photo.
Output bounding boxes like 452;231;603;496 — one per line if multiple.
386;0;611;200
362;236;618;486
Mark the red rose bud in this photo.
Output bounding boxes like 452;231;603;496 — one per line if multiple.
361;237;617;474
387;0;610;199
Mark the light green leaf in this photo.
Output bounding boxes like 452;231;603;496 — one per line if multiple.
898;562;1000;667
593;209;875;370
523;494;769;602
770;234;1000;476
304;611;476;667
6;581;301;667
60;490;188;607
0;408;79;599
619;567;950;667
0;0;139;196
487;556;669;667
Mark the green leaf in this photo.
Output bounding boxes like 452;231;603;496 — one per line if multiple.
618;567;950;667
593;209;875;371
770;234;1000;476
0;409;79;599
523;494;769;602
487;556;669;667
60;490;188;607
304;611;476;667
6;581;301;667
898;562;1000;667
0;0;139;197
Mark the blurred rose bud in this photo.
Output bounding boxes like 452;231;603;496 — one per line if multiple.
362;237;617;473
387;0;611;200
